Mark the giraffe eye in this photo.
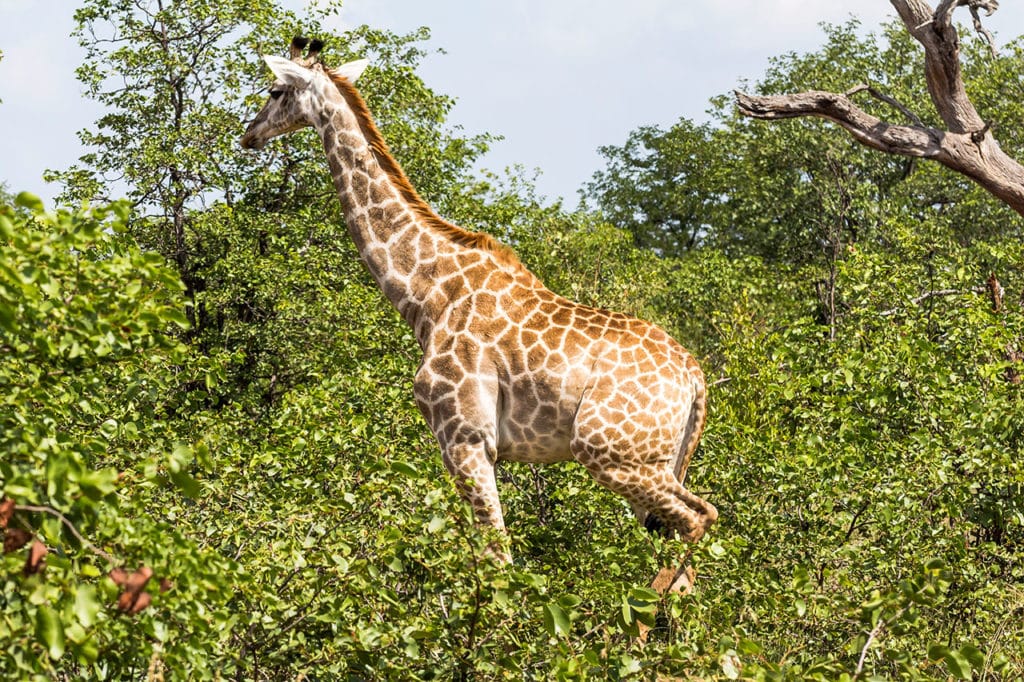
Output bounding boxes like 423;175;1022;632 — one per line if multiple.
270;89;284;100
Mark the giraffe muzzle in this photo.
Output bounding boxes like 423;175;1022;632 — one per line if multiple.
239;131;267;150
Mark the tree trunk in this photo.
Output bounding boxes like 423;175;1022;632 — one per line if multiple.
734;0;1024;217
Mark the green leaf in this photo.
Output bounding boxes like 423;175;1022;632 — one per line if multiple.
620;596;634;626
170;469;201;498
36;605;65;660
958;644;985;670
617;654;642;677
163;307;190;329
15;191;43;212
543;602;571;638
74;585;101;628
738;639;763;655
390;461;419;478
426;515;446;533
99;419;119;439
928;644;972;679
719;651;741;680
0;302;14;333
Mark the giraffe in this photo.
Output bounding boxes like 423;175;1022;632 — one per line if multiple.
240;38;717;587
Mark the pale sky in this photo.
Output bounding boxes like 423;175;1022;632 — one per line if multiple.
2;1;1023;205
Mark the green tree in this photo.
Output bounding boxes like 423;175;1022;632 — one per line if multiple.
589;19;1023;264
586;120;719;255
0;193;241;678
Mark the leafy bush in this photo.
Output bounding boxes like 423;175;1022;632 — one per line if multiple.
0;194;238;678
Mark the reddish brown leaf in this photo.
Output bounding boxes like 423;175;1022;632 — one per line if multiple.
128;591;152;615
109;567;129;587
116;565;154;614
159;577;172;593
3;528;31;553
117;589;136;612
23;540;47;576
125;566;153;593
0;498;14;529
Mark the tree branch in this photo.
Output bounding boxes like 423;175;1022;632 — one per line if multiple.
844;83;925;127
854;607;906;678
968;5;999;56
878;286;986;316
892;0;985;133
15;504;116;564
734;90;942;158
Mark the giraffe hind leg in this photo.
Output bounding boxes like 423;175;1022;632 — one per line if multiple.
590;465;717;544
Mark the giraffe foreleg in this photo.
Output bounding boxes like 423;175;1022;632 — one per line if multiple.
441;439;511;563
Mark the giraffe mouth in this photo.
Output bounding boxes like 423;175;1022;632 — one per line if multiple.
240;132;267;150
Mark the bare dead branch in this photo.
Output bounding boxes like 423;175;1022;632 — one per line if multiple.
735;90;942;158
878;286;986;316
969;5;999;57
933;1;997;28
854;607;906;678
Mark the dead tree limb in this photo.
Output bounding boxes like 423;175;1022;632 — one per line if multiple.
735;0;1024;217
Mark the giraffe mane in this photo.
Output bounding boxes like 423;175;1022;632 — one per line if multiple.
327;70;526;271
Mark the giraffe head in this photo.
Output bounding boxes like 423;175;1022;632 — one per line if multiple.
240;37;368;150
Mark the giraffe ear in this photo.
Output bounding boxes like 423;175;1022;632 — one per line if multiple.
263;55;314;89
330;59;369;83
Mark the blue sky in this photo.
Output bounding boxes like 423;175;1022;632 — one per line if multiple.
2;1;1023;205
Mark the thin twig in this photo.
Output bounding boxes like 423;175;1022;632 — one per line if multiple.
842;499;871;544
854;607;905;678
15;504;116;564
845;83;925;127
878;287;985;317
969;6;999;57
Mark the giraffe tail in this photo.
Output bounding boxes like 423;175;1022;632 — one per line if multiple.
673;370;707;484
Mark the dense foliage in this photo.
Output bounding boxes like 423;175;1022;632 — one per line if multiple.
2;5;1022;680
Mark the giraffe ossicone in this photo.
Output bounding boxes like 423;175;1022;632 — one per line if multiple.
241;38;717;577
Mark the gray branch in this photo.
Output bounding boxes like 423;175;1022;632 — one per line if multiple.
845;83;925;126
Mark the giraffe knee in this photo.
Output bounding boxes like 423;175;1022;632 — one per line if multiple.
680;502;718;543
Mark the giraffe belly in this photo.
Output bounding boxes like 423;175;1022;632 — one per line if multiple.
493;376;580;464
495;430;574;464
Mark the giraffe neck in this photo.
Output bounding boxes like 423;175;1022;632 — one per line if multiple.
311;73;539;348
311;78;451;342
